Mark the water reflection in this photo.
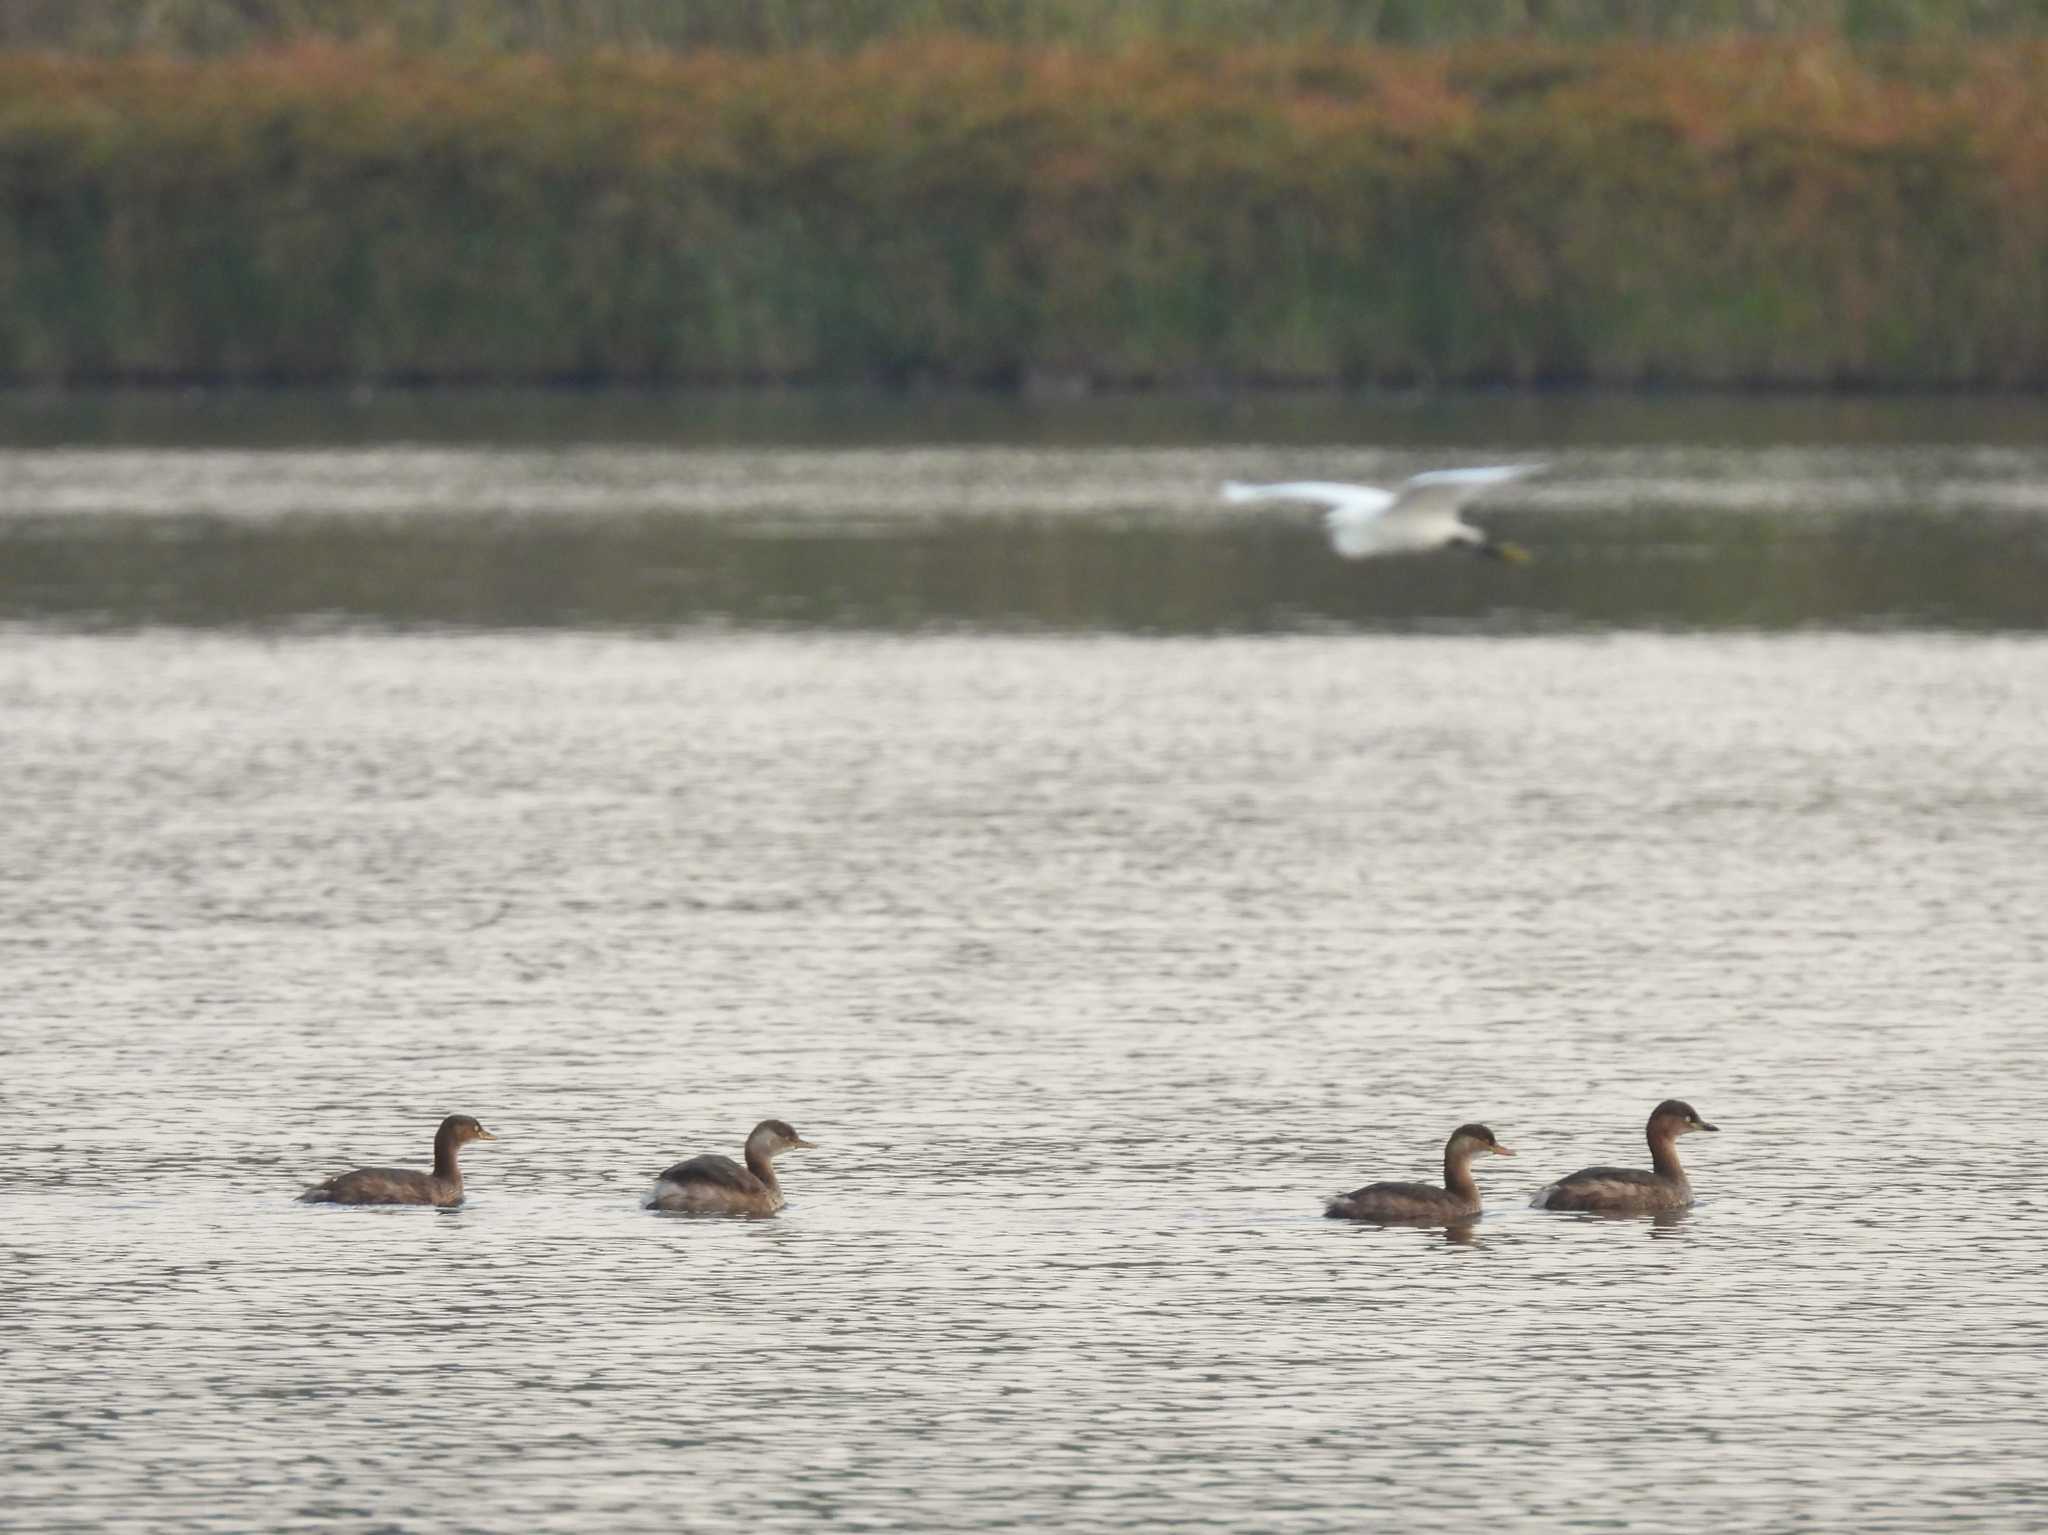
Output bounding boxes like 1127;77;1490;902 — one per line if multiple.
1325;1214;1485;1244
1;502;2042;632
4;387;2047;451
1;397;2046;633
1534;1207;1695;1237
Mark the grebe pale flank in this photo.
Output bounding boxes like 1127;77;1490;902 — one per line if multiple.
298;1114;498;1207
1324;1123;1515;1224
647;1119;815;1217
1530;1099;1719;1215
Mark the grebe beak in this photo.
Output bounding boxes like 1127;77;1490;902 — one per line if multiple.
1492;1143;1516;1156
476;1127;499;1140
1695;1120;1719;1133
792;1137;817;1150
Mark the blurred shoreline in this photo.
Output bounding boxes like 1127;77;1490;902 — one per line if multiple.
4;38;2048;392
5;384;2048;451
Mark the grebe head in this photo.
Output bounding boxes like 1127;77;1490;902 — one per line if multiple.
746;1119;816;1158
1449;1123;1515;1158
1649;1100;1717;1136
438;1115;498;1145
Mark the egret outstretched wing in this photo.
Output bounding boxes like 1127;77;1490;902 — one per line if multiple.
1221;480;1399;557
1221;464;1544;559
1221;480;1398;516
1379;465;1545;528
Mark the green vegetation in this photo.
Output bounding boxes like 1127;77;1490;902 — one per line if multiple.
11;0;2048;53
3;37;2047;388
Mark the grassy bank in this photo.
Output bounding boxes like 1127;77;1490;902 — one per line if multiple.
3;39;2047;388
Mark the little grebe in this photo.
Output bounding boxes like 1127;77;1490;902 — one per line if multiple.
647;1119;814;1217
299;1114;498;1208
1530;1099;1718;1215
1325;1123;1514;1225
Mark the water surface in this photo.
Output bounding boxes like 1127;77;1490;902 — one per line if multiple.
2;395;2046;1531
2;392;2045;631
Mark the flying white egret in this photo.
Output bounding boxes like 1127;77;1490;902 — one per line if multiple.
1221;464;1544;562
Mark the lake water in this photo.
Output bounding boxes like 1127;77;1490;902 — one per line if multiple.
3;394;2046;1531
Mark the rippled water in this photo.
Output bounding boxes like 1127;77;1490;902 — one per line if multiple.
4;397;2047;1530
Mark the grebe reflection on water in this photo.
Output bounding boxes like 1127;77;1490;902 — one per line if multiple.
1324;1123;1515;1225
1531;1100;1719;1216
647;1119;815;1217
298;1114;498;1207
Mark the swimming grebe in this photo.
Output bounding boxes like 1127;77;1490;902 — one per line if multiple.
1530;1100;1718;1215
647;1119;814;1217
1324;1123;1515;1224
298;1114;498;1207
